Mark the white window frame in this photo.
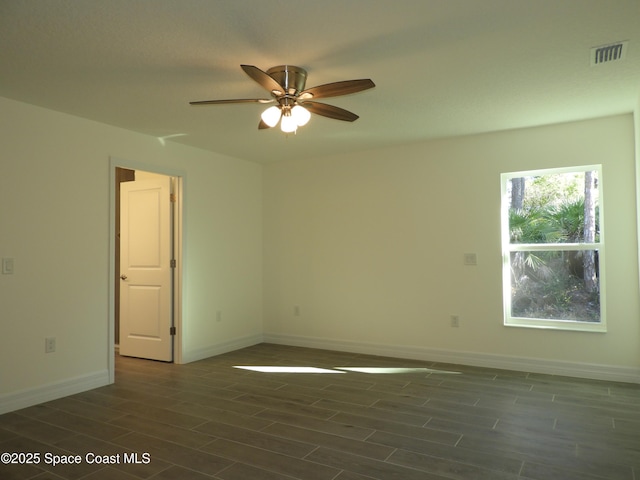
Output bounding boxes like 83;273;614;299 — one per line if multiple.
500;165;606;333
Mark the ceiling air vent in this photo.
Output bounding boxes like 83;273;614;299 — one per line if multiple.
590;41;628;66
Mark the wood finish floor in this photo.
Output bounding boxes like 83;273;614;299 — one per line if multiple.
1;343;639;480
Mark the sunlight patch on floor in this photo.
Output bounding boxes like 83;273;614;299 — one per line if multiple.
233;366;461;374
334;367;461;374
233;366;345;374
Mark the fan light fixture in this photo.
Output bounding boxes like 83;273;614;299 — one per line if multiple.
261;104;311;133
189;64;375;133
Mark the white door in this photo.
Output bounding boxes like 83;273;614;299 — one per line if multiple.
119;177;174;361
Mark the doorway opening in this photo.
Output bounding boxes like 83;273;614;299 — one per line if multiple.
109;159;184;384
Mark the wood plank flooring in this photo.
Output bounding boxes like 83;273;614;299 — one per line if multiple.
1;343;639;479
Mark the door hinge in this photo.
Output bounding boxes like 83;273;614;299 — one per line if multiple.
170;259;176;268
170;193;176;203
170;326;176;336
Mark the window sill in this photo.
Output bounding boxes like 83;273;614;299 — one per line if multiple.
505;317;606;333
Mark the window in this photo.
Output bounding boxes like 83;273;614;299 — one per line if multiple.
500;166;605;332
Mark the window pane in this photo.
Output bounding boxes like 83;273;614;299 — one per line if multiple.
510;249;600;322
508;171;599;244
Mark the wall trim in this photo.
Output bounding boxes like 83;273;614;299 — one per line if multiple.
0;370;110;415
263;333;640;384
182;334;264;364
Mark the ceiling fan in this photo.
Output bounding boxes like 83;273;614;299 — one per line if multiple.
189;65;375;133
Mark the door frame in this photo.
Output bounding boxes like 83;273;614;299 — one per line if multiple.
108;157;185;383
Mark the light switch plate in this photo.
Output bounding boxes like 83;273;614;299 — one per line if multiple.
2;258;14;274
463;253;477;266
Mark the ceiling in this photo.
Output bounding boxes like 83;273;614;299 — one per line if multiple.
1;0;639;164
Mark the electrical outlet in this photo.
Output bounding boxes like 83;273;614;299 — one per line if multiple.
450;315;460;328
216;311;222;322
45;337;56;353
294;305;301;316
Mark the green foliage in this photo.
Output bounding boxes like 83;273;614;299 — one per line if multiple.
507;171;600;322
547;199;585;242
523;172;584;211
510;197;598;245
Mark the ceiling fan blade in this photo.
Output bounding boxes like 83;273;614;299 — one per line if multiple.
189;98;273;105
303;101;359;122
241;64;284;95
299;79;375;100
258;119;272;130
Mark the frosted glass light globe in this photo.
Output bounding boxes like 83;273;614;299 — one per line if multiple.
261;106;282;127
291;105;311;126
280;114;298;133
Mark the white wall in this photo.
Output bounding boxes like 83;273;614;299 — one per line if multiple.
636;95;640;298
263;114;640;381
0;97;263;413
1;96;637;416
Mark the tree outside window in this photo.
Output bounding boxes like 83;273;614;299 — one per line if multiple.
501;166;605;332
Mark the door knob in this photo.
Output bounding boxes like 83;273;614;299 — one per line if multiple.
120;274;128;280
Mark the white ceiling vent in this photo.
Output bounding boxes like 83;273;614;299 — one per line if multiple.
590;41;628;66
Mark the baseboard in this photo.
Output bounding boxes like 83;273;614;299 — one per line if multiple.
181;334;264;364
0;370;110;415
263;333;640;384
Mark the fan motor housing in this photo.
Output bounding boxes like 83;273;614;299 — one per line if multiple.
267;65;308;95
